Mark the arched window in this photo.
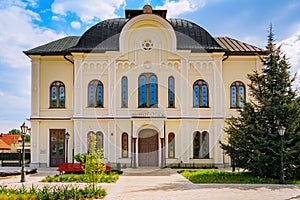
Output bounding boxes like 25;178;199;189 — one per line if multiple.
231;81;245;108
201;131;209;158
121;76;128;108
87;131;94;152
139;75;147;107
87;131;103;152
88;80;103;107
138;73;158;108
168;76;175;108
193;131;209;159
95;131;104;150
149;75;157;107
168;132;175;158
193;80;209;107
122;132;128;158
193;131;200;158
50;81;65;108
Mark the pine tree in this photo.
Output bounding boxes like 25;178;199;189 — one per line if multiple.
220;25;300;179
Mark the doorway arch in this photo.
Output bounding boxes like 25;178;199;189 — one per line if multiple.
138;129;159;167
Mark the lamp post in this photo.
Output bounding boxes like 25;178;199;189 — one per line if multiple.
20;122;28;182
278;124;286;184
65;132;70;163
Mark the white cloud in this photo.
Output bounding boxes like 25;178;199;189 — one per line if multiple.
155;0;205;18
0;0;65;132
71;21;81;29
0;1;65;69
0;92;30;133
52;15;59;21
144;0;151;4
51;0;126;23
278;30;300;90
25;9;41;21
25;0;38;8
243;35;265;49
0;120;24;133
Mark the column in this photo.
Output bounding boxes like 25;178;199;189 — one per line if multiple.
132;138;137;168
160;138;165;168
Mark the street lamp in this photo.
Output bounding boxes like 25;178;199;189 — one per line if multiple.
65;132;70;163
278;124;286;184
20;122;28;182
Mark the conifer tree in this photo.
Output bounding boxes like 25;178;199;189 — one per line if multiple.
220;26;300;179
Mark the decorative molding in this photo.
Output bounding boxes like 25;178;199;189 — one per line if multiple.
160;61;181;70
189;61;215;71
81;61;109;70
143;61;152;69
116;61;136;69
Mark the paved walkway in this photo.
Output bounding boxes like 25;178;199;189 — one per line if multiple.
0;167;299;200
104;168;300;200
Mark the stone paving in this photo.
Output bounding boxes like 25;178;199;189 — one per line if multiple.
0;167;299;200
104;168;300;200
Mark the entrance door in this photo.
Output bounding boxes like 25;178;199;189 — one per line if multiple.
50;129;66;167
138;129;158;167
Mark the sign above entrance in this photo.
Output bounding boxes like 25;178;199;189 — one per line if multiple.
131;111;166;118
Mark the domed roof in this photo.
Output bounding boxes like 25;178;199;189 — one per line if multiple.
70;17;223;53
168;18;223;52
71;18;128;52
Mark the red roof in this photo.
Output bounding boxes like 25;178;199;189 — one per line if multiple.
0;139;11;150
0;134;21;145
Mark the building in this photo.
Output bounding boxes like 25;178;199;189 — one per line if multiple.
0;134;31;153
24;5;265;168
0;134;21;152
0;137;12;152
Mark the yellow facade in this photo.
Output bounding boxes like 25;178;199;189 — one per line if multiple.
25;6;264;168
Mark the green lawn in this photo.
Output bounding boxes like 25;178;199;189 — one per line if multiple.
180;170;300;184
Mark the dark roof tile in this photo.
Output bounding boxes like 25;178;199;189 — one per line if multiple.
24;36;80;55
215;37;265;55
24;18;265;56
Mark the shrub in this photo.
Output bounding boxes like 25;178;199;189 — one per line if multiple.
0;185;106;200
42;173;119;183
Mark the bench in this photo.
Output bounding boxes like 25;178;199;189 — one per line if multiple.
57;163;111;174
57;163;83;174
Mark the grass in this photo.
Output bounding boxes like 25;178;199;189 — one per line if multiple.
180;170;300;184
0;185;106;199
42;172;119;183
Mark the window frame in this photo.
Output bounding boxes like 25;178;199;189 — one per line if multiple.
121;76;128;108
168;132;175;158
49;81;65;108
168;76;175;108
88;80;104;108
87;131;104;153
138;73;158;108
193;79;209;108
121;132;128;158
230;81;246;108
193;131;209;159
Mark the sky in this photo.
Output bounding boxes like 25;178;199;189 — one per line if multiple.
0;0;300;133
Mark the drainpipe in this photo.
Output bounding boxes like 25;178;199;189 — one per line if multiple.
222;52;229;61
64;54;74;64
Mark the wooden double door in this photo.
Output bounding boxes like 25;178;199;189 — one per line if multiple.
50;129;66;167
138;129;158;167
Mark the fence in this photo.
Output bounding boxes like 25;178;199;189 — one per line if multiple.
0;153;30;167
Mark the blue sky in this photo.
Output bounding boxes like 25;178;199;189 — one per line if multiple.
0;0;300;133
